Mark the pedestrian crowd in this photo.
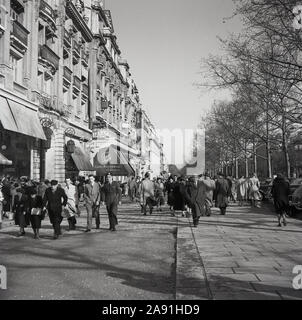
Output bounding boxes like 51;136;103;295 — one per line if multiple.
0;171;300;238
0;173;121;239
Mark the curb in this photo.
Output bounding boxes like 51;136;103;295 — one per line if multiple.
175;214;211;300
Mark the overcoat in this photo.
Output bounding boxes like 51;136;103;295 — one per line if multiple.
186;181;206;217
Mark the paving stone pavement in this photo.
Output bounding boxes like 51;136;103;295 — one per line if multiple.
1;200;302;300
176;204;302;300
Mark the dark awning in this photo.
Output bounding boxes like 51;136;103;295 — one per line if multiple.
0;96;46;140
71;146;94;171
94;145;135;176
0;153;12;166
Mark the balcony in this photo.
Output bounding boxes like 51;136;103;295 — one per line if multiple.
73;75;81;95
38;93;67;117
82;83;89;97
64;28;72;48
39;44;60;74
81;50;89;67
63;66;72;88
10;20;29;57
39;0;57;32
72;40;81;64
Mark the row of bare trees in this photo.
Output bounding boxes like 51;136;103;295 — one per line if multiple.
199;0;302;179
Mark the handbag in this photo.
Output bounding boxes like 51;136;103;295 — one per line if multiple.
31;208;42;216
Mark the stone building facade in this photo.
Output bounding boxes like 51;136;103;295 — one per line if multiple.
0;0;165;182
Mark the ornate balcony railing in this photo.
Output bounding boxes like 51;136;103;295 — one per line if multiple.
38;93;67;117
39;44;60;72
39;0;57;32
10;20;29;54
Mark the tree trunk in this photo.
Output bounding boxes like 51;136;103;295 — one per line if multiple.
282;113;291;178
266;141;272;178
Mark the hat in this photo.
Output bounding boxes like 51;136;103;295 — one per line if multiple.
50;180;58;186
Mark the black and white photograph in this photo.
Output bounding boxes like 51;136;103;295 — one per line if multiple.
1;0;302;308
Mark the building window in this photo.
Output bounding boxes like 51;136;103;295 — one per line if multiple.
10;55;23;84
10;7;24;24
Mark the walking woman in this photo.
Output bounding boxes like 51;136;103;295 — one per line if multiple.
29;187;44;239
13;185;30;237
165;177;175;211
155;177;165;211
64;178;78;231
237;176;248;206
271;174;290;227
248;173;261;208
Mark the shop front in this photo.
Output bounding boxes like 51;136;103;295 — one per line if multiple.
0;93;46;179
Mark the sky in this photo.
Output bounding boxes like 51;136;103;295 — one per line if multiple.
107;0;243;132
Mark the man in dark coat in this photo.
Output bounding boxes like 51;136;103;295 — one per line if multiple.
215;173;230;215
186;175;206;227
101;174;122;232
271;173;290;227
43;180;68;239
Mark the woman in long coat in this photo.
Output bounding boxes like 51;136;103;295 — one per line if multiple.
248;173;261;207
237;176;248;206
271;174;290;227
28;187;43;239
165;177;175;211
13;186;30;236
172;177;186;214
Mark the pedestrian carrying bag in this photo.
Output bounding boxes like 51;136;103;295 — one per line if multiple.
31;208;41;216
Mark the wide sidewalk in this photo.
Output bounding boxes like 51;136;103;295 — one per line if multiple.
1;200;302;300
176;203;302;300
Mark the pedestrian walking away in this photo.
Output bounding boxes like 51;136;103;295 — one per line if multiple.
237;176;248;206
141;172;156;215
84;175;101;232
64;178;79;231
42;180;68;240
101;173;122;232
271;173;290;227
248;173;261;208
215;172;230;216
203;173;216;216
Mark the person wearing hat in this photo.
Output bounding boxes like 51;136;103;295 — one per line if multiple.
186;174;206;227
215;172;230;215
13;185;31;237
28;187;43;239
84;174;101;232
101;173;122;232
42;180;68;239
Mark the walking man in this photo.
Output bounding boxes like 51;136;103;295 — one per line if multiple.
215;173;230;215
43;180;68;240
84;175;101;232
186;175;206;227
101;173;122;232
